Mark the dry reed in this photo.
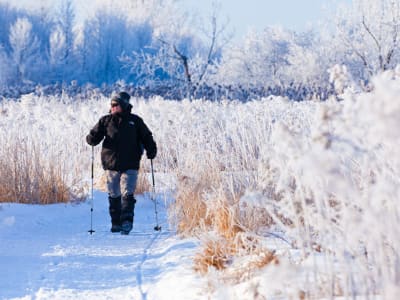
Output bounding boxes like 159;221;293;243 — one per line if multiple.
0;139;82;204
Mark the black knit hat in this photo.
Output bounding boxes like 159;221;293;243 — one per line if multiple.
118;92;130;102
111;91;131;110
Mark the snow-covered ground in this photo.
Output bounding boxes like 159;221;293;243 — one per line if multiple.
0;190;206;300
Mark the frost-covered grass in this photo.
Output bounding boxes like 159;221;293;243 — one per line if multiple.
0;69;399;298
0;95;95;203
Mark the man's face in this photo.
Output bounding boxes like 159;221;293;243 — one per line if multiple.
110;101;122;114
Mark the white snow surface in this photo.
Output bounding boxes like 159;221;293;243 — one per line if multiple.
0;191;206;300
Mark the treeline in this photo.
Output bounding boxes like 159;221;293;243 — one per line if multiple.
0;0;399;100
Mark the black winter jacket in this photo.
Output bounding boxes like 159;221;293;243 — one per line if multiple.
86;112;157;171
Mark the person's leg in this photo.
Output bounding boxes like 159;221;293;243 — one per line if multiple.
106;170;122;232
120;169;138;234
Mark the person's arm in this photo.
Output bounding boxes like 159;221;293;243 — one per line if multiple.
86;117;106;146
137;117;157;159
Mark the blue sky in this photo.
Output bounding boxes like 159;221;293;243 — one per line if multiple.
0;0;351;39
185;0;351;38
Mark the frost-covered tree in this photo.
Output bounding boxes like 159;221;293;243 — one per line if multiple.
0;46;12;87
0;3;18;52
57;0;74;61
281;29;335;98
189;3;230;96
216;27;292;88
50;0;76;81
9;17;41;84
49;26;67;80
79;8;153;85
121;0;192;96
334;0;400;79
121;0;229;99
80;11;126;84
156;11;226;99
286;44;320;84
33;2;53;60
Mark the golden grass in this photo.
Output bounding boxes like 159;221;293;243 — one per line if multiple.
135;169;151;195
188;175;278;278
172;159;248;237
173;174;212;236
0;147;78;204
193;235;233;274
194;231;279;277
0;137;89;204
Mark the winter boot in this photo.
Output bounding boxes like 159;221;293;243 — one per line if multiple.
109;196;121;233
120;194;136;235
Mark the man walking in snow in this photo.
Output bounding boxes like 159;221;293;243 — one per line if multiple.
86;92;157;235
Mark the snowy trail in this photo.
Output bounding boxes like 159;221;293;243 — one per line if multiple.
0;192;204;300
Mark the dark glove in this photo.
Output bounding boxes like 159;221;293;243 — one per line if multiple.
147;150;156;160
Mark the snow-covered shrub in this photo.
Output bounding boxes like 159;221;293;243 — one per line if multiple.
0;93;105;203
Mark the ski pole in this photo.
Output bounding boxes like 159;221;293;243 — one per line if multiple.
88;146;95;235
151;159;161;231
